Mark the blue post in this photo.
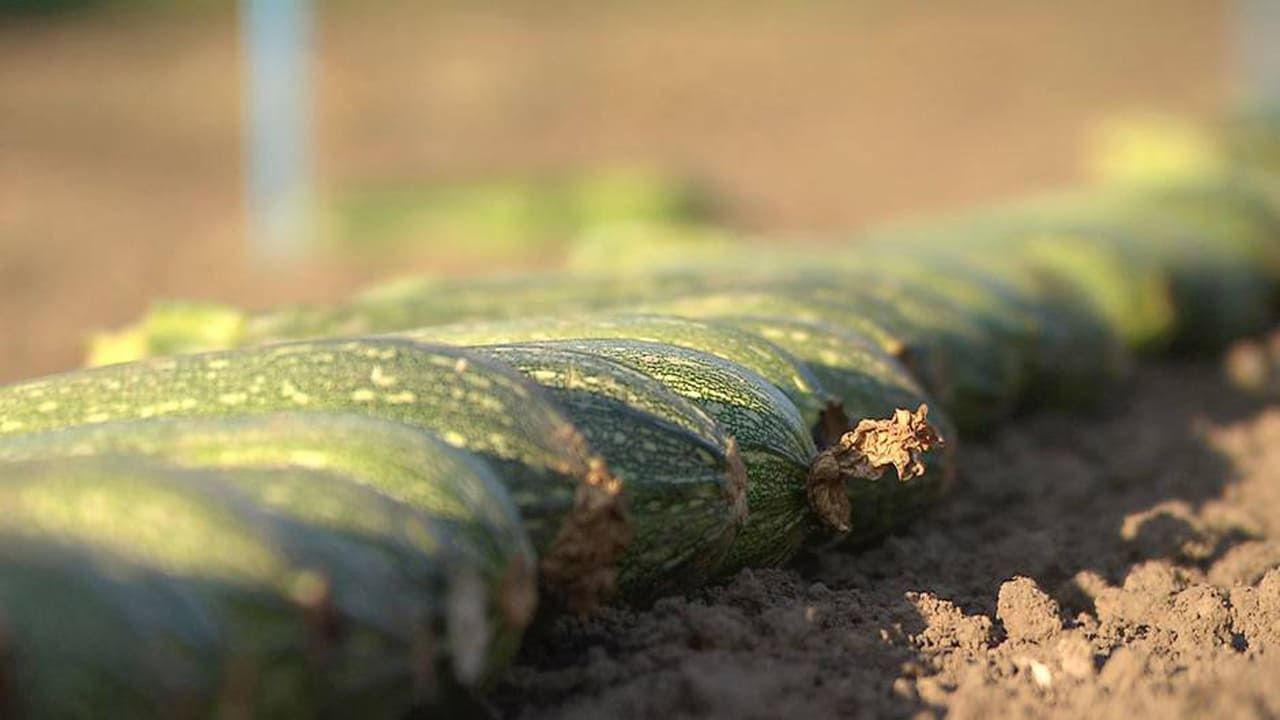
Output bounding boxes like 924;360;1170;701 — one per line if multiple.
242;0;314;267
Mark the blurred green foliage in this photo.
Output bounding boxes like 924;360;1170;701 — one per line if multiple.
326;168;720;265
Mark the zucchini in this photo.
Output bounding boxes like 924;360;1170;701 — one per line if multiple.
984;182;1280;349
1006;229;1178;353
632;291;944;400
471;343;747;599
86;301;248;369
861;216;1175;357
853;250;1044;360
0;338;626;610
776;276;1025;433
398;313;841;441
513;338;814;571
857;223;1133;409
717;316;954;546
0;412;537;683
0;455;529;716
717;317;931;417
0;535;203;719
499;338;940;572
86;272;712;366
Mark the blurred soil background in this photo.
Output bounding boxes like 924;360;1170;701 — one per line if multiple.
0;0;1228;383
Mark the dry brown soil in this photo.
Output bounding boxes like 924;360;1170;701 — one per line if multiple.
500;361;1280;719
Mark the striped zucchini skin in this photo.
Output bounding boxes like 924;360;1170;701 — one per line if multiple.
860;216;1176;359
850;252;1044;360
929;250;1132;408
472;344;748;599
0;338;626;610
85;273;716;366
636;291;906;359
243;274;711;349
505;338;819;572
399;314;837;440
876;249;1132;404
779;277;1025;434
1005;230;1178;354
718;317;928;421
633;291;941;397
718;316;954;546
0;412;537;685
986;182;1280;350
0;456;515;717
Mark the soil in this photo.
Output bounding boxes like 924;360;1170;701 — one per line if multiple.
499;360;1280;719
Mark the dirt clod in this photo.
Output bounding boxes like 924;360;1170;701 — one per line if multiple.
997;577;1062;643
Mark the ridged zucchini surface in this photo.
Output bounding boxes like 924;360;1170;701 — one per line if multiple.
0;338;626;610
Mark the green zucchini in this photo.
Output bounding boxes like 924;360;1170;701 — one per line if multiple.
86;301;248;369
0;455;529;716
471;343;748;599
631;291;942;399
718;317;930;421
1119;183;1280;348
854;223;1133;409
716;315;954;546
0;412;537;683
0;535;205;719
0;338;626;610
398;313;841;441
775;275;1024;434
982;182;1280;350
852;250;1043;360
510;338;815;572
930;250;1131;408
86;272;713;367
494;338;938;573
860;216;1175;357
1006;229;1177;353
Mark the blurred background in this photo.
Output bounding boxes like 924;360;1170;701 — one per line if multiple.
0;0;1236;382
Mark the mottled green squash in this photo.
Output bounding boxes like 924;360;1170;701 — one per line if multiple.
472;344;747;599
980;182;1280;350
499;338;830;573
775;275;1025;433
850;229;1133;409
719;316;933;428
1008;230;1177;353
852;251;1044;361
631;291;940;397
399;313;839;440
245;274;669;343
711;315;954;547
0;339;626;610
0;456;530;717
0;412;538;683
85;272;714;367
860;217;1175;358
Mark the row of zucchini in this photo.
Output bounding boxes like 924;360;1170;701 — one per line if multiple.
0;322;946;716
5;137;1280;715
